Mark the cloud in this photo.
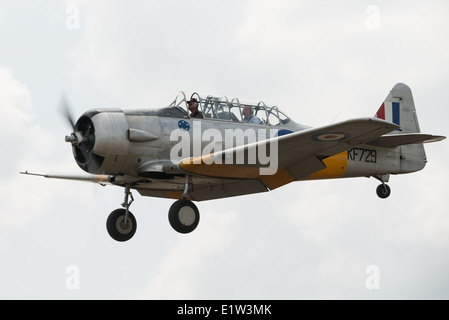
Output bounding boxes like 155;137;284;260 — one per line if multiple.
230;1;449;125
138;207;237;299
66;0;248;106
66;0;449;128
0;67;50;225
0;65;85;227
0;66;33;141
276;159;449;298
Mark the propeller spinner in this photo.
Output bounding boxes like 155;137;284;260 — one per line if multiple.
59;95;104;173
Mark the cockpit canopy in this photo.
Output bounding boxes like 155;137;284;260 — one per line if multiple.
169;92;291;126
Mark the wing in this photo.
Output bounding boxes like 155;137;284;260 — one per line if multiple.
19;171;141;185
21;118;398;202
179;118;399;190
20;170;269;202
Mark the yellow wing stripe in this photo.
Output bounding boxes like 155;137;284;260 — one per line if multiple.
308;151;347;180
180;157;294;190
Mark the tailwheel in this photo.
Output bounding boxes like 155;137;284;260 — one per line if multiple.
168;199;200;234
106;208;137;242
376;184;391;199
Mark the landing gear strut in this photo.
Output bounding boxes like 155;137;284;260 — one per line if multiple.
106;184;137;242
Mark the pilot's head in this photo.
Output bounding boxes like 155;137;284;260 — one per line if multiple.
188;98;199;113
243;105;253;119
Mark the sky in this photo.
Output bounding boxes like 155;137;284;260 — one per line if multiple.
0;0;448;299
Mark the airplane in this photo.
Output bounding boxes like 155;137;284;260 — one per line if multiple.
21;83;445;242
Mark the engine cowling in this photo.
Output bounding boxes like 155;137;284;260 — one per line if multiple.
70;109;130;174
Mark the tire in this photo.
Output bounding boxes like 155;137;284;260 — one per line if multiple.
376;184;391;199
106;208;137;242
168;199;200;234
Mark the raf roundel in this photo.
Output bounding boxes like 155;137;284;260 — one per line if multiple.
312;132;350;142
178;120;190;131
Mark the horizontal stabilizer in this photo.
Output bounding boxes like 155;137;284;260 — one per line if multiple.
366;133;446;148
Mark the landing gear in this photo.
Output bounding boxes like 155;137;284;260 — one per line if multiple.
376;184;391;199
168;199;200;234
106;208;137;242
106;184;137;242
374;174;391;199
168;175;200;234
105;176;201;241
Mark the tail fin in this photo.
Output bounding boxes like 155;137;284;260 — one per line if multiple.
374;83;420;134
372;83;445;174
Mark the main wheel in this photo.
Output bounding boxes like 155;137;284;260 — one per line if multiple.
106;208;137;242
376;184;391;199
168;199;200;234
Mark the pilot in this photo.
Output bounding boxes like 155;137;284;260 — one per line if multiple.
187;98;204;119
242;105;262;124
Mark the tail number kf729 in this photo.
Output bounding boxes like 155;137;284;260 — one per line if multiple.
347;148;377;163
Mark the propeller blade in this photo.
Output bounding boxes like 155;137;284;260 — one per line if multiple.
59;94;76;131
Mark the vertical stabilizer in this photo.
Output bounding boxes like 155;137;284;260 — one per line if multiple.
375;83;421;134
374;83;427;173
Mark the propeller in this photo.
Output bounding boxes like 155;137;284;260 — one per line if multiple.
59;94;76;131
59;94;86;146
58;94;104;173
